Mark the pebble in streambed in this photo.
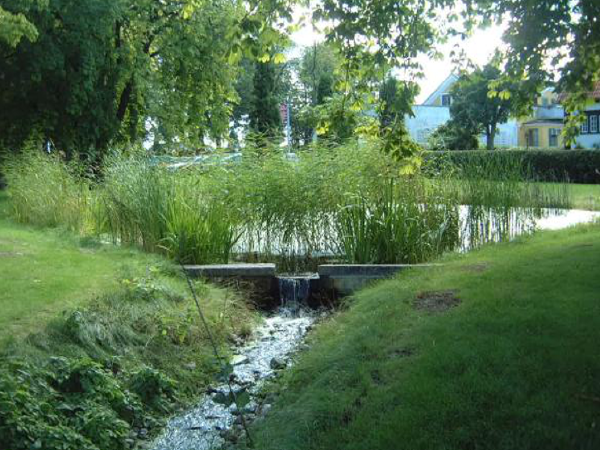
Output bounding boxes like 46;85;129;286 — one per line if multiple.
150;308;316;450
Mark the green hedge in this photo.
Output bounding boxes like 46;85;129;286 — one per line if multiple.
425;150;600;184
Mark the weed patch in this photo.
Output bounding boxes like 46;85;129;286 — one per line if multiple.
414;290;461;313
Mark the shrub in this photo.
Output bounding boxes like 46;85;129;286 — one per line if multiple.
425;149;600;184
428;121;480;151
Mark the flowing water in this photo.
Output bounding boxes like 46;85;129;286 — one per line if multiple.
151;277;318;450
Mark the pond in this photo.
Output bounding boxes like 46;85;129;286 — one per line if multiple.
232;206;600;270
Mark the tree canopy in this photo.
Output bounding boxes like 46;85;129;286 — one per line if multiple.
1;0;599;161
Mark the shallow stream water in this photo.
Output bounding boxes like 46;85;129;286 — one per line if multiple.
151;307;316;450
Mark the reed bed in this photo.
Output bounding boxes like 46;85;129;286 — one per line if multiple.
2;142;572;269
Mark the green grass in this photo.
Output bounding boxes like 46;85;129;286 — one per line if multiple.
250;224;600;450
0;192;162;340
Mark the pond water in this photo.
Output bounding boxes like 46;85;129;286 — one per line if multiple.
233;207;600;264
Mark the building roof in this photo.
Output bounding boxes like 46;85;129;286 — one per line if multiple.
421;74;459;106
558;81;600;101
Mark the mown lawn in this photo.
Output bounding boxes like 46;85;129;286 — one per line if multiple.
0;193;165;340
252;224;600;450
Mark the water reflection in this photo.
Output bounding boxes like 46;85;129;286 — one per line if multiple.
231;207;600;269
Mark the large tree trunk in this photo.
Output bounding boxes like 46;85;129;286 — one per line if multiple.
487;125;496;150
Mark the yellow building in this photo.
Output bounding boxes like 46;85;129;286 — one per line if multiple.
517;88;565;148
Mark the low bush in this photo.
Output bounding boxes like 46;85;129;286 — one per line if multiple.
425;149;600;184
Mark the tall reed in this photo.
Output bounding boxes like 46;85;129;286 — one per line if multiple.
336;178;460;264
3;150;90;231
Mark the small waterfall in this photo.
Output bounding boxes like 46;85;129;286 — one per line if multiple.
277;274;318;314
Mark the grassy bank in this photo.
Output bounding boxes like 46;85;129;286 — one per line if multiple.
0;194;257;449
249;224;600;450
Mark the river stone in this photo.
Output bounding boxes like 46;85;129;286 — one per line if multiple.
231;354;250;365
269;357;286;370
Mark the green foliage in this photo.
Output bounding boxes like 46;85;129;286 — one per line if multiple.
250;61;283;139
428;121;480;151
0;254;255;450
130;367;176;412
0;3;40;47
378;77;419;129
289;43;342;146
426;150;600;184
0;0;272;160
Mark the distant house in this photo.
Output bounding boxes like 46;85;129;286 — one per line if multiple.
406;74;519;147
404;75;455;144
572;81;600;150
518;88;565;148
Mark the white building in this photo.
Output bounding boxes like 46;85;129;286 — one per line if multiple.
406;73;519;147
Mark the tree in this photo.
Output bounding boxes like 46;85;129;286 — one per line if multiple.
0;0;293;162
449;63;527;150
249;61;283;139
378;76;419;129
467;0;600;142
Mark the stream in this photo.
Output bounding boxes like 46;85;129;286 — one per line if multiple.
151;278;318;450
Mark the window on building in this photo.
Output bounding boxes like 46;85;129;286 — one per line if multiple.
441;94;452;106
549;128;560;147
528;128;539;147
590;114;598;134
581;115;589;134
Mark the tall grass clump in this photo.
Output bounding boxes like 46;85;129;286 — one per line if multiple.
3;149;90;231
98;155;239;264
336;178;460;264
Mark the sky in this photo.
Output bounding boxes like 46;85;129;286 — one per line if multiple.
290;18;506;104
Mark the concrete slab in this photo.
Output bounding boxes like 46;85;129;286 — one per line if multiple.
318;264;439;278
318;264;441;296
183;263;276;278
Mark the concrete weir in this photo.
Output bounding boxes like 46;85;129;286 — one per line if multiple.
318;264;439;296
184;263;440;301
